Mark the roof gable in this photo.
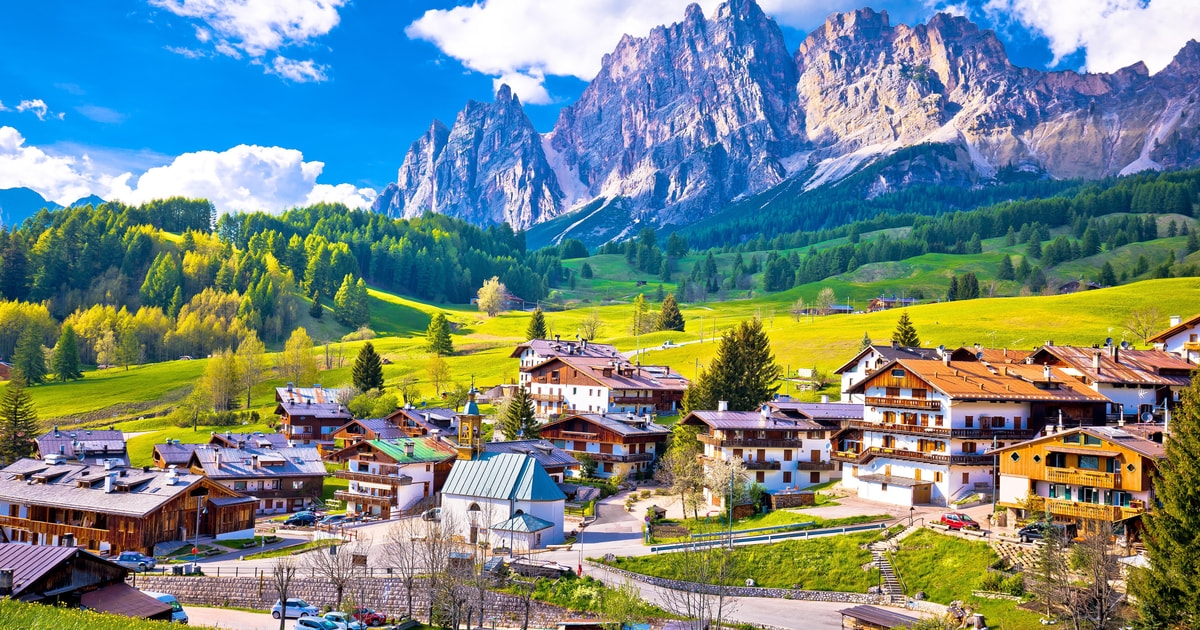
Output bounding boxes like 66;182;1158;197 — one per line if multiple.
442;453;566;502
1149;312;1200;343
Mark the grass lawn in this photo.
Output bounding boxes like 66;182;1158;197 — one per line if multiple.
241;538;333;560
500;574;672;618
608;531;880;592
0;598;182;629
893;529;1043;629
667;510;887;537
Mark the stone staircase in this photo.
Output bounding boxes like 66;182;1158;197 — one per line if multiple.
869;524;921;606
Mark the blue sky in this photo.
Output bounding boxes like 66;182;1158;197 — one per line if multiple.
0;0;1195;213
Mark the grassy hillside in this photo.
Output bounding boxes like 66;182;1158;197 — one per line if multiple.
0;599;187;630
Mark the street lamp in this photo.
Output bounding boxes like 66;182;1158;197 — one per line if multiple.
909;506;915;528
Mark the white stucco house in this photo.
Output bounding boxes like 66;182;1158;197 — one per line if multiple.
1150;313;1200;365
440;452;566;551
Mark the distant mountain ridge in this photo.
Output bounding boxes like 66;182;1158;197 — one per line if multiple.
0;188;106;227
374;0;1200;245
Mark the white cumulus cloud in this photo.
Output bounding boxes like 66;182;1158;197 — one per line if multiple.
11;99;62;121
982;0;1200;73
151;0;347;82
0;125;373;213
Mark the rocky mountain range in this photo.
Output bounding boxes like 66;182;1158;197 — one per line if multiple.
373;0;1200;244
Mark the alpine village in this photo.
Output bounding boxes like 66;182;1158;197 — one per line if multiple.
4;1;1200;630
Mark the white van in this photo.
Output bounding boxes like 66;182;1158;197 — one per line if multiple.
141;590;188;624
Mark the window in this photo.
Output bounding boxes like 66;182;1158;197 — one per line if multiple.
784;450;792;461
1049;483;1058;499
1046;452;1066;468
934;471;943;483
810;471;821;483
881;483;888;491
756;471;765;484
234;481;246;491
1083;434;1102;447
1063;433;1082;444
1033;454;1042;463
886;387;901;397
911;388;927;399
935;415;944;427
965;416;974;428
783;471;792;483
1078;455;1100;470
1009;452;1020;462
991;417;1005;428
1081;487;1101;503
891;369;906;378
962;442;977;454
292;480;305;490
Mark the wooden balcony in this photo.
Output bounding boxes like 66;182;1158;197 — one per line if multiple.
334;490;396;507
579;451;654;463
844;420;1039;440
0;514;120;543
865;396;941;411
830;447;991;466
335;469;412;486
797;461;837;471
1029;497;1147;522
744;459;782;471
533;377;561;385
696;433;804;449
1183;342;1200;351
1045;468;1120;490
610;396;658;404
531;392;564;403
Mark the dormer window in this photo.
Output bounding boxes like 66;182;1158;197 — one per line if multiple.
891;369;906;378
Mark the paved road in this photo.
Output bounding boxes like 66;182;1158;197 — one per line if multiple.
186;606;296;630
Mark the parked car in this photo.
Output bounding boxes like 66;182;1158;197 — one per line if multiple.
141;591;187;624
323;611;367;630
296;618;339;630
270;598;319;619
422;507;441;522
349;608;387;627
1018;521;1077;544
114;551;156;572
319;514;346;526
285;512;318;527
938;513;980;531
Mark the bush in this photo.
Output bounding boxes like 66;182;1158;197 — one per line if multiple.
1001;574;1026;596
978;571;1004;592
341;326;375;342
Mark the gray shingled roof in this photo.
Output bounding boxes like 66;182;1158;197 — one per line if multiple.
189;446;326;479
210;431;290;449
768;401;865;421
685;409;823;431
334;418;407;439
547;413;671;437
36;429;127;465
442;453;566;502
0;543;114;598
484;440;580;469
153;442;200;466
0;460;210;517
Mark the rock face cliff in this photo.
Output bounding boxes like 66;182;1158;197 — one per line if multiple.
376;1;1200;239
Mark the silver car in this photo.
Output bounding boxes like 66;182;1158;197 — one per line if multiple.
271;598;320;619
114;551;156;572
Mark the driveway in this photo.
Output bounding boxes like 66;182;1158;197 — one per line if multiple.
186;606;294;630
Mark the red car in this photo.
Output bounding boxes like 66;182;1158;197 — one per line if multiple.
350;609;387;627
938;512;980;530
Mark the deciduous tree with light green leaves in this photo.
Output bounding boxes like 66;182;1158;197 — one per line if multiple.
425;312;453;356
477;276;506;317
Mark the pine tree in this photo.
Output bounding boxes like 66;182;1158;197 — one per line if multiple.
352;342;385;393
997;254;1015;281
658;258;671;282
1016;257;1032;282
892;311;920;347
51;324;83;381
12;328;46;385
1099;261;1117;286
1135;373;1200;628
309;291;323;319
946;275;959;301
334;274;356;327
961;272;980;300
581;263;593;279
657;294;685;332
169;286;184;318
1026;237;1042;259
858;331;873;352
501;387;539;440
1187;230;1199;255
0;377;39;464
1028;267;1048;293
425;312;453;356
526;308;548;340
688;318;779;411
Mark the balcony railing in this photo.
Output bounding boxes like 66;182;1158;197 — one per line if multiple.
865;396;942;411
797;461;837;471
696;433;804;449
334;490;396;507
531;393;564;403
577;451;654;463
335;469;412;486
844;420;1039;440
610;396;657;404
831;447;991;466
533;377;560;385
744;459;782;471
1029;497;1147;522
0;514;119;542
1045;468;1119;490
1183;341;1200;351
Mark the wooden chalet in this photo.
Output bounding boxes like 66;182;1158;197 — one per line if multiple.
326;437;457;518
539;413;670;479
35;427;129;467
153;431;290;469
331;417;408;447
188;446;326;514
0;459;255;556
275;385;353;446
385;406;459;438
0;543;174;620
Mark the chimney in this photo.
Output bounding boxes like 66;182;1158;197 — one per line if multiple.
405;441;415;458
287;382;293;392
892;340;900;350
555;334;560;343
215;452;221;470
943;353;951;366
1043;365;1052;383
821;394;830;404
1111;344;1120;363
1170;315;1182;327
1093;352;1102;372
104;472;117;493
104;459;113;471
252;454;259;469
0;568;12;597
717;400;729;412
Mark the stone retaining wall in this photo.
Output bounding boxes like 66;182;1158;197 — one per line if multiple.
588;561;884;605
128;575;588;627
767;492;815;509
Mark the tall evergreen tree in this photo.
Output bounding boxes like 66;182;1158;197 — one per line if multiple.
525;308;548;340
0;238;29;301
309;291;323;319
51;324;82;381
0;377;39;464
12;328;46;385
656;294;685;332
501;387;539;439
1099;261;1117;286
687;318;779;411
425;312;453;356
892;311;920;347
997;254;1015;281
352;342;385;393
961;272;980;300
858;331;873;352
1135;373;1200;628
946;275;959;301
